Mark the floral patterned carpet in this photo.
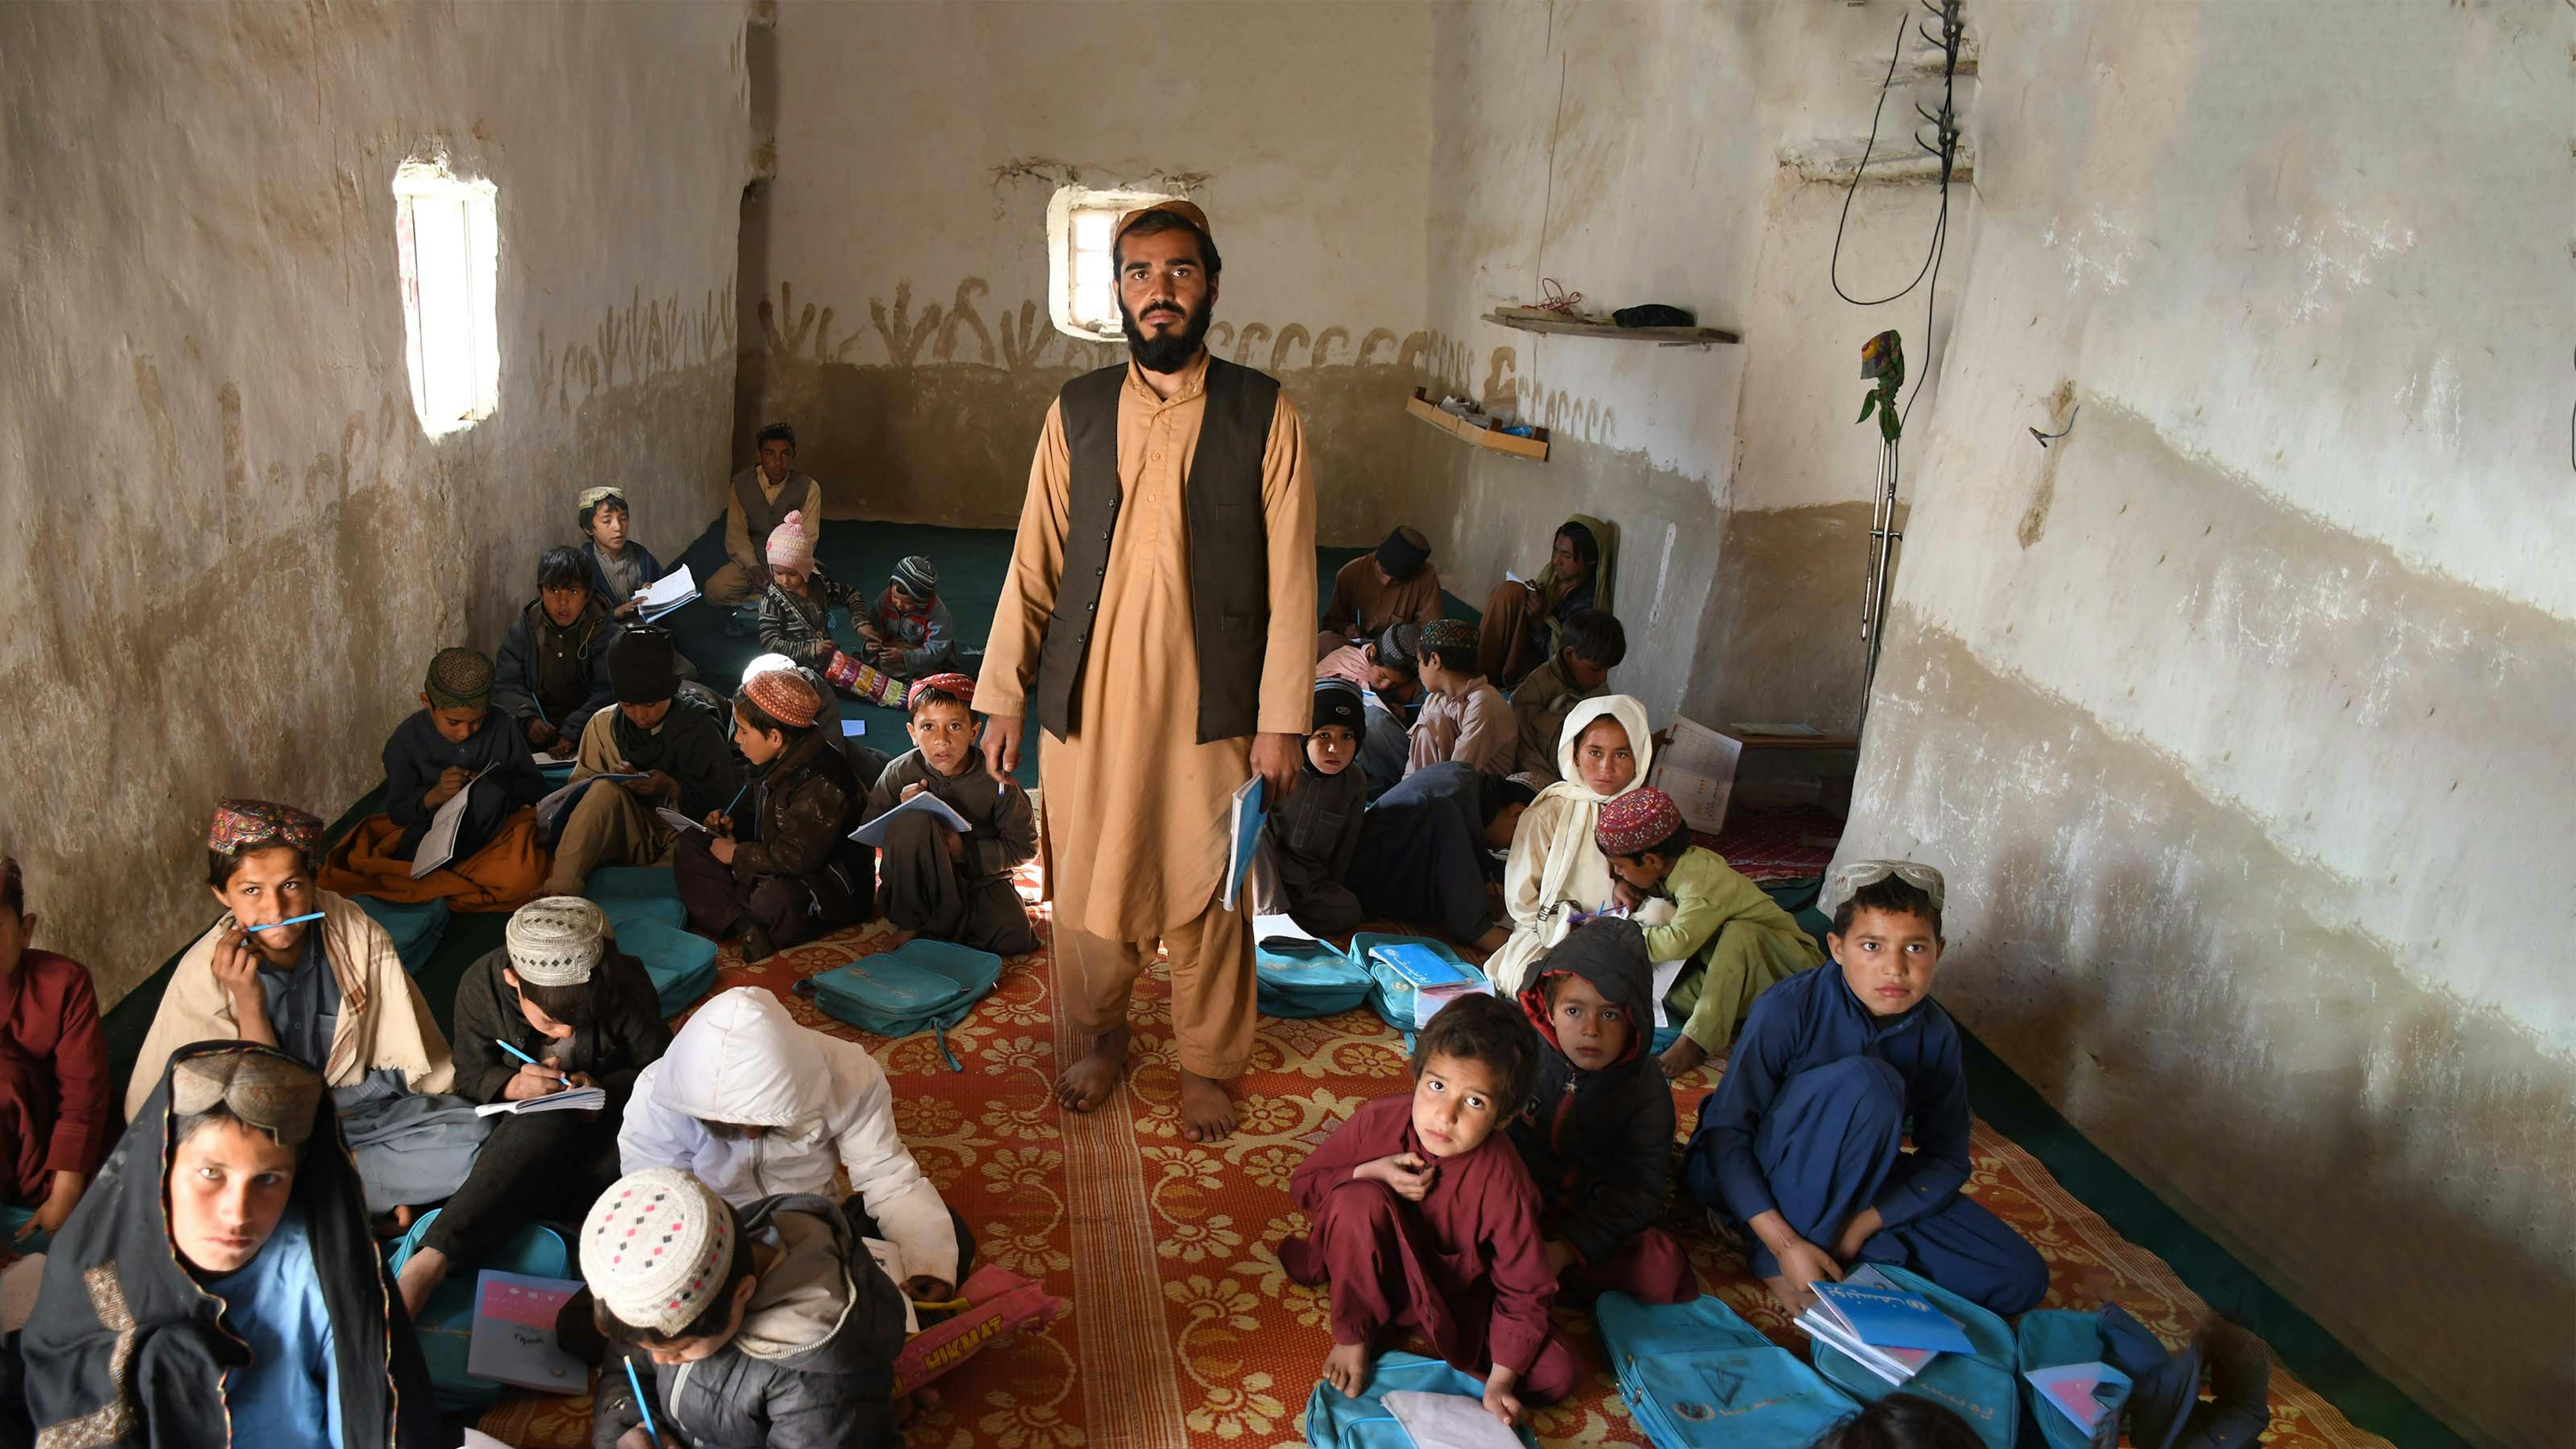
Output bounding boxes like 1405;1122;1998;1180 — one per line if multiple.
480;874;2390;1449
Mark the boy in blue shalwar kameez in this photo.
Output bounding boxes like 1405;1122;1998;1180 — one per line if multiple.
1681;859;2049;1319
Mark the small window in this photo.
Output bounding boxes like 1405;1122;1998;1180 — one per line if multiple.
392;159;499;437
1047;185;1180;341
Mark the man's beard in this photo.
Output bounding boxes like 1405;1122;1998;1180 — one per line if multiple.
1120;296;1214;374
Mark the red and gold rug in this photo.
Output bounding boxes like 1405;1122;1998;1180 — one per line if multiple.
482;881;2388;1449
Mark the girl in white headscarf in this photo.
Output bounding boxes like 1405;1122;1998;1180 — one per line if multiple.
1483;695;1654;994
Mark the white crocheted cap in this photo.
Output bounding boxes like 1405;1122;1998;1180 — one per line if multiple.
504;895;607;987
581;1167;738;1336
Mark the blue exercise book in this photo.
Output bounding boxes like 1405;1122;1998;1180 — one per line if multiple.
2025;1361;2130;1434
1368;942;1479;991
1220;776;1264;910
1811;1280;1978;1354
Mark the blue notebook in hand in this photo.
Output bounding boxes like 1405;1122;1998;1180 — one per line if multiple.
1811;1280;1977;1354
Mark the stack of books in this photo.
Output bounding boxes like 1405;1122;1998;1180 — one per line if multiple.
1795;1265;1973;1386
1368;943;1492;1027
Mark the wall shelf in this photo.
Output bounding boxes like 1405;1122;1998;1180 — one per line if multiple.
1406;388;1549;462
1484;308;1740;347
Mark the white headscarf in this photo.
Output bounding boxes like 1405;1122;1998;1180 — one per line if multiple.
1485;695;1654;993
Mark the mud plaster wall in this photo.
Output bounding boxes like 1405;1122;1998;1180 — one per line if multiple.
1836;4;2572;1443
0;4;748;1006
736;0;1437;543
1423;0;1965;727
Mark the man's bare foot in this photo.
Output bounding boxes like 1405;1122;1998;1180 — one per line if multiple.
1321;1341;1371;1397
1657;1035;1710;1080
1052;1025;1129;1113
1178;1070;1236;1142
397;1245;448;1318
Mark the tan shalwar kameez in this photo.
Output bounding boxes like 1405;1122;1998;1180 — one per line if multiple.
980;353;1316;1079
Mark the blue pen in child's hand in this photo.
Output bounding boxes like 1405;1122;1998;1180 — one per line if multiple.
494;1039;561;1080
240;911;326;934
625;1358;662;1446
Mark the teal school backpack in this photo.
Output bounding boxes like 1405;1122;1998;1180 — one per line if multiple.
1301;1351;1540;1449
1352;931;1483;1045
804;938;1003;1069
1596;1291;1862;1449
387;1210;572;1416
611;918;719;1018
1807;1264;2020;1449
1255;938;1371;1018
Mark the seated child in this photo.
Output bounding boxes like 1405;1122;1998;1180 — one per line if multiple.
1349;765;1539;953
584;1166;909;1449
619;988;968;1302
672;668;872;962
859;674;1039;955
1509;608;1624;777
496;545;622;758
1317;525;1441;655
1244;679;1368;938
856;554;971;681
577;485;667;621
396;896;673;1315
1681;861;2050;1318
543;628;738;896
1406;618;1514;779
138;801;489;1217
1319;621;1425;799
1593;787;1824;1079
1507;917;1697;1304
28;1044;441;1449
319;646;552;911
0;854;111;1244
1483;696;1652;994
758;510;908;708
706;421;824;607
1281;992;1573;1427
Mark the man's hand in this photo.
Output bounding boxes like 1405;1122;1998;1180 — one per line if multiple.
425;765;470;809
1249;731;1303;802
1773;1236;1843;1313
1482;1365;1524;1428
980;714;1023;782
527;717;560;750
710;836;738;866
503;1062;568;1101
1354;1152;1436;1202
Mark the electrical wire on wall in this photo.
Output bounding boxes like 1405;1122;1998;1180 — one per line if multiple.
1839;0;1965;725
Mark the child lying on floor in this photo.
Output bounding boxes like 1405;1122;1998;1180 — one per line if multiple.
1508;917;1697;1306
1281;992;1574;1428
1593;786;1824;1079
1318;622;1425;799
859;674;1039;955
1681;860;2050;1318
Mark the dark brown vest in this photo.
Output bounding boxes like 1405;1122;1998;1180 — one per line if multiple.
731;468;813;546
1036;357;1280;744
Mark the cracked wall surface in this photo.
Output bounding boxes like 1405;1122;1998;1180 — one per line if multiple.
0;3;748;1005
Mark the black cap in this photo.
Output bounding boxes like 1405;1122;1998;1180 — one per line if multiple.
607;627;679;704
1312;678;1365;734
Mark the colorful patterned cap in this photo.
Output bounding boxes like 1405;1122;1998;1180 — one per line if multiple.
741;667;820;729
424;647;496;709
208;799;323;859
582;1167;738;1336
1419;618;1476;659
891;555;939;599
1594;786;1684;858
906;673;976;713
506;896;607;987
171;1048;323;1148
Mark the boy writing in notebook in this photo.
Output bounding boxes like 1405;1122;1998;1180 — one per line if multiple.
319;647;553;909
1281;993;1574;1427
855;555;971;683
1405;618;1514;779
858;674;1039;955
542;628;737;896
1681;861;2049;1318
1593;787;1824;1079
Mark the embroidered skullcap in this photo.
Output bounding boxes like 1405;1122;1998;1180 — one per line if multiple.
906;673;976;712
890;555;939;600
578;485;627;516
171;1048;323;1148
1312;678;1364;735
608;628;680;705
1375;526;1431;581
1113;198;1215;251
1820;859;1947;918
1373;621;1421;670
581;1167;738;1337
1595;787;1684;858
424;647;496;709
506;896;607;987
741;668;820;729
208;799;323;858
765;509;816;570
1419;618;1477;661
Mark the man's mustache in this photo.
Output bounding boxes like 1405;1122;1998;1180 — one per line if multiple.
1141;303;1184;321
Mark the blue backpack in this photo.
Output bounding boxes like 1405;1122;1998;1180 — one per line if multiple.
1352;932;1485;1044
1255;939;1372;1018
353;895;449;977
1808;1265;2020;1449
1301;1351;1539;1449
1596;1291;1861;1449
613;919;719;1018
388;1212;572;1415
806;938;1003;1069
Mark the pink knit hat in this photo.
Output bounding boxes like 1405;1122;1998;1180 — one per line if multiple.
765;509;816;570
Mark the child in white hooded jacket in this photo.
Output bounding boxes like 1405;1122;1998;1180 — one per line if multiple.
617;986;965;1300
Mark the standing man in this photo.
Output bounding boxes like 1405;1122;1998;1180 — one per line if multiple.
979;201;1315;1142
705;422;825;606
